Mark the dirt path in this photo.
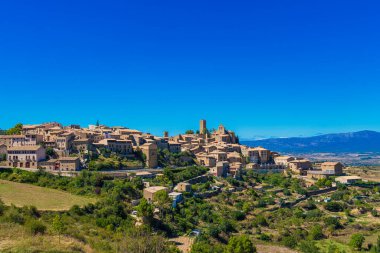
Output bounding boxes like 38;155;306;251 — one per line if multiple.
169;236;194;253
256;244;298;253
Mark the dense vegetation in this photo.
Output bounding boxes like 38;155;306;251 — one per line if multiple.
1;166;380;252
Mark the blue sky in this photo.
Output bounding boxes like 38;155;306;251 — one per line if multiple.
0;1;379;139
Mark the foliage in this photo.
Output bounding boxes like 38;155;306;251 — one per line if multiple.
27;220;46;235
308;225;324;240
52;214;66;243
6;123;23;135
191;241;225;253
282;235;297;248
225;235;256;253
158;149;195;167
325;202;344;212
349;233;365;250
299;240;320;253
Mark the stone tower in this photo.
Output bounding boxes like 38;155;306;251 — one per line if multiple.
200;119;206;134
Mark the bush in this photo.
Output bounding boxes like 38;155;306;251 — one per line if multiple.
349;233;365;250
308;225;324;240
252;215;268;227
6;209;25;224
282;235;297;248
299;240;320;253
259;233;271;241
324;217;342;229
325;202;344;212
225;235;256;253
27;220;46;235
0;199;5;216
232;211;245;221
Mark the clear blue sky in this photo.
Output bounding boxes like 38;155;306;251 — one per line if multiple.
0;1;379;139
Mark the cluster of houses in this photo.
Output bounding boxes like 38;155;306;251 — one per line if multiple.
0;120;346;182
0;122;165;171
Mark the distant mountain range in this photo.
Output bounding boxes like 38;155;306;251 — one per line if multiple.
241;130;380;153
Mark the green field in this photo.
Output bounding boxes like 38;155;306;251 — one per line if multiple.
0;180;97;210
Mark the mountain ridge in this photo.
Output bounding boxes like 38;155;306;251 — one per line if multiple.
241;130;380;153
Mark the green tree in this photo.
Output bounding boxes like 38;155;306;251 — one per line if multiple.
154;190;172;218
225;235;256;253
308;225;324;240
282;235;297;249
6;123;23;135
185;130;195;134
349;233;365;250
136;198;154;224
299;240;320;253
52;214;65;244
27;220;46;235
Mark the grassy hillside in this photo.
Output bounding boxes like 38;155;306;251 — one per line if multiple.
0;180;97;211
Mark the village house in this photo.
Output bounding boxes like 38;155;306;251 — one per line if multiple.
289;159;313;175
196;153;217;167
274;156;295;167
169;192;183;208
7;145;46;169
0;135;26;148
335;176;361;184
143;186;168;202
168;141;181;153
175;182;192;192
95;139;133;155
321;162;344;175
40;157;81;171
140;143;158;168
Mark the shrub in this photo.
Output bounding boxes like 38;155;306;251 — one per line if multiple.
282;235;297;248
0;199;5;216
232;211;245;221
349;233;365;250
325;202;344;212
259;233;271;241
299;240;320;253
308;225;324;240
324;217;342;229
225;235;256;253
252;215;268;227
6;209;25;224
27;220;46;235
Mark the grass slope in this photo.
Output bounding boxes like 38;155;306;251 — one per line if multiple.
0;180;97;211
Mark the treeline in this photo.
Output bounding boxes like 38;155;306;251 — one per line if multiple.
164;166;208;184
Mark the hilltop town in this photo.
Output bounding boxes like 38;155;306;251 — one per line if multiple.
1;120;379;253
0;120;345;182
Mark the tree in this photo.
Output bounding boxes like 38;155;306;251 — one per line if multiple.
325;202;344;212
349;233;365;250
299;240;320;253
282;235;297;249
185;130;195;134
46;147;57;159
225;235;256;253
154;190;172;218
308;225;324;240
136;198;154;224
27;220;46;235
6;123;23;135
52;214;65;244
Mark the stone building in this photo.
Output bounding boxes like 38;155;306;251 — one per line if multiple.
141;143;158;168
7;145;46;169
